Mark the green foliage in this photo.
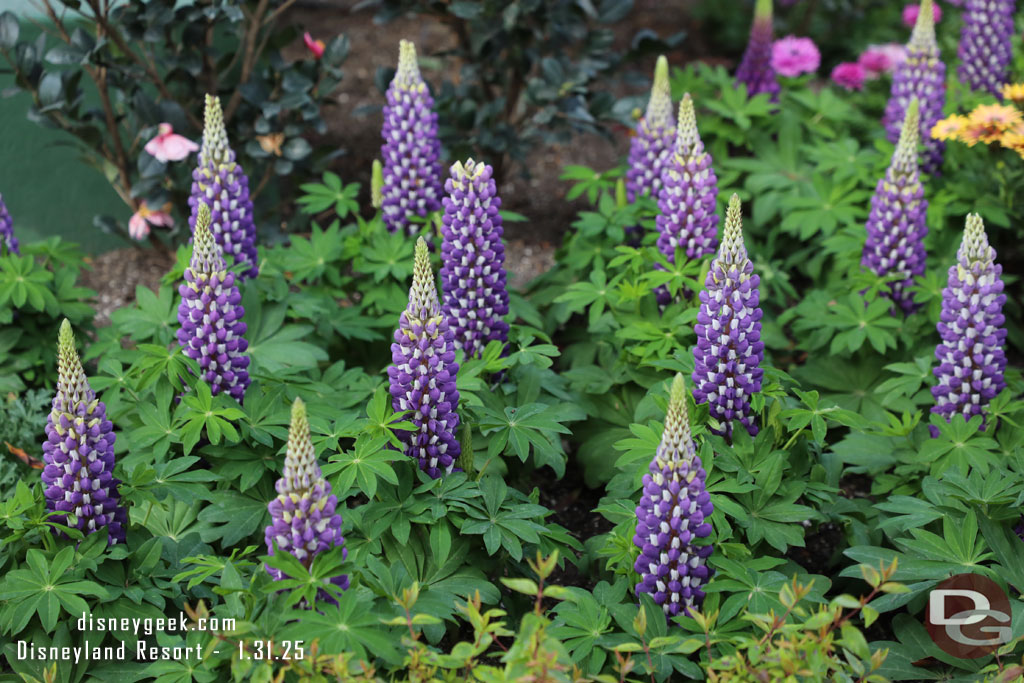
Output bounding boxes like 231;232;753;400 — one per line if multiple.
0;0;349;241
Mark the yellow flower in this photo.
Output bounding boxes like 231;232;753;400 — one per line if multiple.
931;115;968;141
1001;83;1024;105
999;130;1024;158
967;103;1023;143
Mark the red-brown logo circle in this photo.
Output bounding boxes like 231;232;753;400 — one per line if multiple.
925;573;1012;659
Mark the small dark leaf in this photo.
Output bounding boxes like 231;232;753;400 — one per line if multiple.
45;45;84;65
282;137;311;161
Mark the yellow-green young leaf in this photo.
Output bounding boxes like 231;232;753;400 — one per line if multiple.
614;642;645;653
382;616;410;626
860;564;882;588
803;611;835;630
840;623;870;660
410;614;442;625
878;581;910;594
861;605;879;628
831;594;861;610
647;636;679;650
542;585;570;600
500;578;539;595
669;638;706;655
633;608;647;636
779;581;797;608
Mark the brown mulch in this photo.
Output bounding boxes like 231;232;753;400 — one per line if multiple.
79;247;176;326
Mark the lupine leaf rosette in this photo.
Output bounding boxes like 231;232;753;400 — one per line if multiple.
626;55;675;205
958;0;1016;96
439;159;510;360
188;94;259;279
930;214;1007;433
387;237;462;478
693;195;764;440
862;98;928;315
0;192;19;255
41;320;127;544
654;93;719;306
176;202;251;402
735;0;780;101
883;0;946;174
265;397;349;601
381;40;444;236
633;374;715;618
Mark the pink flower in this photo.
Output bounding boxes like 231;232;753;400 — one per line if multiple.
143;123;198;163
859;43;908;79
771;36;821;77
128;202;174;241
902;3;941;28
831;62;867;91
303;32;325;59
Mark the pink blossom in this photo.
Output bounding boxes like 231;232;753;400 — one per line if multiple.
303;32;325;59
771;36;821;77
902;3;941;28
143;123;198;163
128;202;174;241
859;43;907;79
831;62;867;91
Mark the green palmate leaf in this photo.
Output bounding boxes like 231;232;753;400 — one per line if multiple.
476;402;574;476
0;547;108;636
197;492;268;546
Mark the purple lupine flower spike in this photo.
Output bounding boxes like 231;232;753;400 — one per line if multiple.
693;195;764;440
863;99;928;316
633;374;715;618
189;94;259;279
930;214;1007;433
883;0;945;175
735;0;780;101
41;320;127;544
439;159;510;359
654;93;719;306
627;56;675;205
265;397;348;601
958;0;1016;96
381;40;444;236
176;202;251;402
0;193;19;255
387;237;461;478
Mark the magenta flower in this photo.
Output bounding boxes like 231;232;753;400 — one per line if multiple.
859;44;908;79
128;202;174;241
144;123;199;163
903;3;941;27
831;62;867;91
771;36;821;77
303;32;325;60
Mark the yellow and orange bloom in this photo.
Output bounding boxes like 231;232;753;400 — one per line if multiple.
967;103;1022;143
1000;82;1024;104
931;115;969;141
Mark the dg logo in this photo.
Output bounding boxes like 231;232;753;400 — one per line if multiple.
925;573;1013;659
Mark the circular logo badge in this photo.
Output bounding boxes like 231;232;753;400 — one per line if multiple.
925;573;1012;659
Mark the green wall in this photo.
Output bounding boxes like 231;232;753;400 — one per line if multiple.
0;3;126;253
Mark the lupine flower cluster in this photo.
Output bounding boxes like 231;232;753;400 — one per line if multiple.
265;397;348;600
189;94;259;280
931;214;1007;433
957;0;1015;96
863;98;928;315
176;202;251;402
692;195;764;440
633;374;714;618
0;192;18;255
626;56;675;205
41;320;127;545
439;159;510;359
654;93;719;306
387;237;461;478
381;40;444;236
883;0;946;175
735;0;780;101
